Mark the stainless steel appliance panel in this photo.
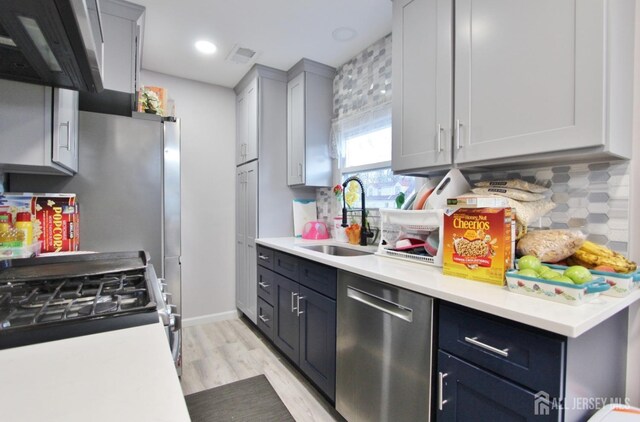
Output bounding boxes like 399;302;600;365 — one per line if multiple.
336;271;433;422
163;119;181;260
10;111;163;271
163;118;181;319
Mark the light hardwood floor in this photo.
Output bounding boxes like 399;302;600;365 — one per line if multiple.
180;316;344;422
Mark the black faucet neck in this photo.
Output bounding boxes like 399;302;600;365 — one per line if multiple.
341;176;368;246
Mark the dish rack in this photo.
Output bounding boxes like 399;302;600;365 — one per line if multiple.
377;209;444;267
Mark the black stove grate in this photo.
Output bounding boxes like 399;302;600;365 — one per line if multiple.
0;266;159;349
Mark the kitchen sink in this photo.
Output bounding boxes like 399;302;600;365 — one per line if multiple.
299;245;372;257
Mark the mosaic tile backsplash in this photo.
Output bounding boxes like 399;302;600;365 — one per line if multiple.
318;161;631;254
333;34;392;119
466;161;631;254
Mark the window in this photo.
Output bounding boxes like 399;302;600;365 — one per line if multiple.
333;103;418;209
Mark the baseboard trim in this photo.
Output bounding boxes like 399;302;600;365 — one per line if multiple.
182;310;239;327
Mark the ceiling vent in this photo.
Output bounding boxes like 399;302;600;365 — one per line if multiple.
226;44;259;65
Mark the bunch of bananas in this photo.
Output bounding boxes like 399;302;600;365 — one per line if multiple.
567;241;637;273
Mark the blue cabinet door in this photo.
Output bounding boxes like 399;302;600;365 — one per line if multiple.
437;351;559;421
299;285;336;401
273;274;300;364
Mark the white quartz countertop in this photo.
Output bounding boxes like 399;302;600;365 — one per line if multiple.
257;237;640;338
0;322;190;422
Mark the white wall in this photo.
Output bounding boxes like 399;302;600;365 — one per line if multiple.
140;70;237;323
627;0;640;405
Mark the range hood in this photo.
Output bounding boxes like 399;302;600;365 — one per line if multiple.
0;0;104;93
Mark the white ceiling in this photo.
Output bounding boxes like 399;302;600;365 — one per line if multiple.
131;0;392;88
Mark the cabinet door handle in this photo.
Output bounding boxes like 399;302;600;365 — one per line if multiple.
66;121;72;151
258;314;270;323
455;119;463;149
437;124;443;152
464;336;509;357
59;121;71;150
291;292;298;312
296;295;305;317
258;254;270;261
298;163;302;178
438;372;448;410
258;281;270;289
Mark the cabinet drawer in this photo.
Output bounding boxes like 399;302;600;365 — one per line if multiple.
257;298;274;341
439;303;565;398
257;266;275;305
299;259;337;299
256;245;275;270
274;251;299;280
437;351;559;421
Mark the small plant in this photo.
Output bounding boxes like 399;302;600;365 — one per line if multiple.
140;88;163;115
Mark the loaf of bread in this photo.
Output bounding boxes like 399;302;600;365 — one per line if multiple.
516;229;586;262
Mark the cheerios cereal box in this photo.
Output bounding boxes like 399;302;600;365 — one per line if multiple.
0;193;80;253
442;207;513;285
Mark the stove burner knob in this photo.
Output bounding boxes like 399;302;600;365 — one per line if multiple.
163;292;173;304
169;313;182;332
157;278;167;292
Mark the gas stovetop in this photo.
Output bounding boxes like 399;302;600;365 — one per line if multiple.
0;251;160;349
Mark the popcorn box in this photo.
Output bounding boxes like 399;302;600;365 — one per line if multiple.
0;193;80;253
442;207;513;285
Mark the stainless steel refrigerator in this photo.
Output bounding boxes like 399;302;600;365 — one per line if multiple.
10;111;182;318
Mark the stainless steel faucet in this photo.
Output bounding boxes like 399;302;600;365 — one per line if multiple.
341;176;373;246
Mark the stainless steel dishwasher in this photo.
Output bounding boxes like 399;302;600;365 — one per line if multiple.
336;270;433;422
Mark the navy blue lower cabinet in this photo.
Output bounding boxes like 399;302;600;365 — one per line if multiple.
299;285;336;401
437;351;559;421
273;274;300;364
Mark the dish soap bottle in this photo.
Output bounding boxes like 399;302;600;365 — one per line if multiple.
15;212;33;246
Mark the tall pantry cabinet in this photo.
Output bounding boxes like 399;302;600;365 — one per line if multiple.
235;65;314;323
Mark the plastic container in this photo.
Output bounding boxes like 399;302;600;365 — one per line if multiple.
505;269;609;305
424;169;471;210
377;208;444;267
301;221;329;240
15;211;33;246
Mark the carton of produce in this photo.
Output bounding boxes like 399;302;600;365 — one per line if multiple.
506;268;609;306
0;193;79;253
442;207;513;285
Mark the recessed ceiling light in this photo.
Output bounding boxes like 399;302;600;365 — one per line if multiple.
195;40;217;54
332;27;357;42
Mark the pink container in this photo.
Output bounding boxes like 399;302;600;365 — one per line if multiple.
301;221;330;240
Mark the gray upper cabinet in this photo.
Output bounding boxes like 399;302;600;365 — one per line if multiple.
236;77;259;165
392;0;452;172
0;80;78;175
392;0;635;174
100;0;145;94
286;59;335;187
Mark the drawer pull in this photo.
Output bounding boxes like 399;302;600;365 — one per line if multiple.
258;314;270;323
258;254;270;261
258;281;270;289
438;372;448;411
464;336;509;357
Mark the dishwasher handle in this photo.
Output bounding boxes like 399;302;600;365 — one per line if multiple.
347;286;413;322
